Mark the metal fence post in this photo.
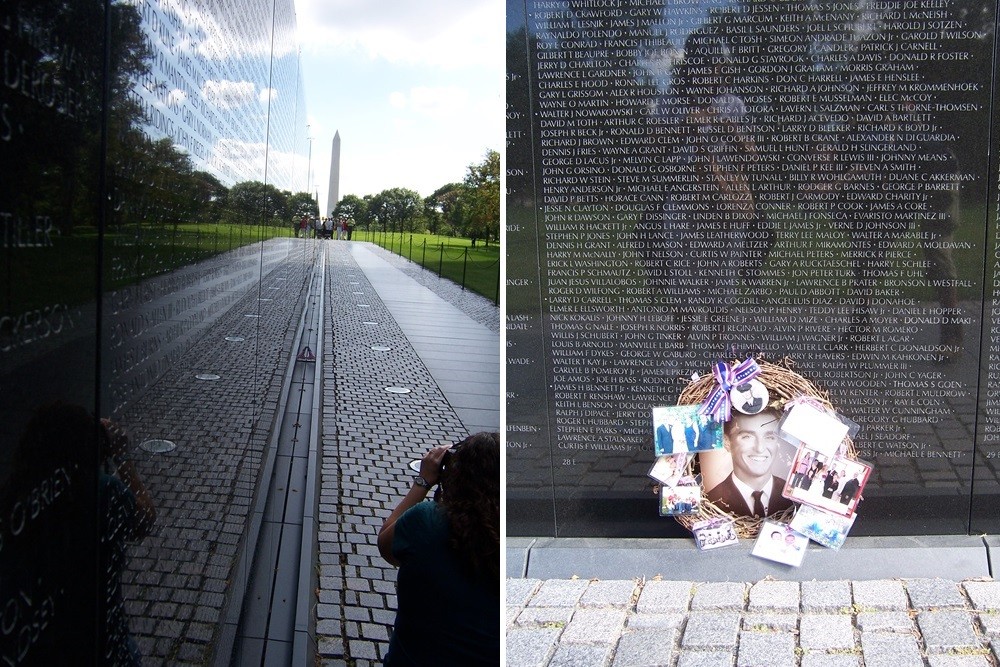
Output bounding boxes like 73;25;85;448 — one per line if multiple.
461;247;468;291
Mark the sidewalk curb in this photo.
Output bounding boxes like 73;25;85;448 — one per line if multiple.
508;535;994;582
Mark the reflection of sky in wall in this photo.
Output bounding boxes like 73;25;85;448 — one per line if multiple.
526;0;888;96
129;0;307;189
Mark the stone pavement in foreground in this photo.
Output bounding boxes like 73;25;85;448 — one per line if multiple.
315;240;499;665
507;577;1000;667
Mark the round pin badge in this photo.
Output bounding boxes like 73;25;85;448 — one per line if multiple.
730;379;769;415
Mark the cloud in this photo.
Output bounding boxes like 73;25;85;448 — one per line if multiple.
202;80;257;110
296;0;503;68
388;86;470;118
166;88;188;107
259;87;278;104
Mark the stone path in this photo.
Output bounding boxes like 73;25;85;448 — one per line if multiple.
507;577;1000;667
314;240;500;665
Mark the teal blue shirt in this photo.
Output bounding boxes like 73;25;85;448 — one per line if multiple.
385;501;499;666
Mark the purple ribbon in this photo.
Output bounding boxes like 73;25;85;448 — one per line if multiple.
699;358;762;422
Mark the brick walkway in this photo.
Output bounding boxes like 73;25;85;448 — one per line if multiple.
119;240;316;664
507;577;1000;667
108;237;498;665
315;240;499;665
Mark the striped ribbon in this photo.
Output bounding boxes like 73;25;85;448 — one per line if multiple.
698;358;762;422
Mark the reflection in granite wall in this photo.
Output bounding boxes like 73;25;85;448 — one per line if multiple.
507;0;999;537
1;0;310;662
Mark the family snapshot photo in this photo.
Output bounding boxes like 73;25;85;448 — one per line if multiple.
659;482;701;517
782;448;871;518
692;517;739;550
751;520;809;567
648;453;691;487
652;405;723;455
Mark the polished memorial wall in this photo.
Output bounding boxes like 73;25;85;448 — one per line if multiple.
0;0;309;662
507;0;1000;537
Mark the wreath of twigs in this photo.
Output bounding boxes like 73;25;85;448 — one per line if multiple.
669;356;858;539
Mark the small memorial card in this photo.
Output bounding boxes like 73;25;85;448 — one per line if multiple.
692;517;739;551
730;379;769;416
790;504;857;550
778;401;850;458
648;453;690;487
751;520;809;567
782;451;871;518
652;405;723;455
659;483;701;517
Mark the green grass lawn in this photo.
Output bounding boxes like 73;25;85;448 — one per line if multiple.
353;230;501;303
2;222;294;313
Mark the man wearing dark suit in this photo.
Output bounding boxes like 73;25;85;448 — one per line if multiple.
839;474;861;506
706;410;793;518
655;423;672;455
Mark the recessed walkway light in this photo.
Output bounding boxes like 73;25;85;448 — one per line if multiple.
140;439;177;454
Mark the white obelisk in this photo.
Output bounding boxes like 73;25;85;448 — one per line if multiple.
327;131;341;216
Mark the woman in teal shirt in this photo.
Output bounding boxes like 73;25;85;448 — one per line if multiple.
378;432;500;666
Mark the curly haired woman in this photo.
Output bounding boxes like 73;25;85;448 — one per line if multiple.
377;432;500;666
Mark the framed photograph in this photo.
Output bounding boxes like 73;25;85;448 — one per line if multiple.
697;409;797;499
790;504;857;550
751;520;809;567
782;452;872;518
648;453;691;487
652;405;723;455
778;402;850;458
659;484;701;517
691;517;739;550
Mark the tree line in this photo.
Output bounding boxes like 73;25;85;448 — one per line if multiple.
331;149;500;246
152;148;501;247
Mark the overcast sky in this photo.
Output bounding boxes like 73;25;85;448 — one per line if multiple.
294;0;504;213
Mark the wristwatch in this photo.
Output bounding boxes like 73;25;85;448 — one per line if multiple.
414;476;432;489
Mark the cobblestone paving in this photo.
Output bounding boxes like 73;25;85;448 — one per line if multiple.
507;577;1000;667
116;240;316;664
316;241;482;665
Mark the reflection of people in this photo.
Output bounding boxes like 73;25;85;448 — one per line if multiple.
377;433;500;666
0;403;155;665
839;473;861;506
100;418;157;665
705;410;793;518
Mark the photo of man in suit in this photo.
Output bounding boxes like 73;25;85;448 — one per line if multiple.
705;409;793;518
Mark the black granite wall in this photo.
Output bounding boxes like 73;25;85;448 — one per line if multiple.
0;0;308;662
507;0;1000;538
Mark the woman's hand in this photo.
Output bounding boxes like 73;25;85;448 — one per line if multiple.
417;444;451;487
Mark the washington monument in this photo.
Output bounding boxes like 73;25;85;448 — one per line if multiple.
327;131;341;216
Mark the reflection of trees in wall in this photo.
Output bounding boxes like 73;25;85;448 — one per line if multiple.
0;1;147;239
